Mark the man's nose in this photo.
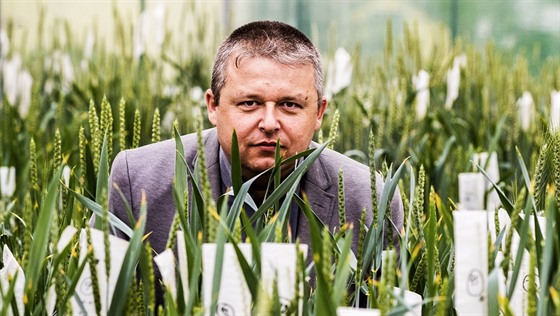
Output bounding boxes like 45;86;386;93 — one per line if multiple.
258;103;280;134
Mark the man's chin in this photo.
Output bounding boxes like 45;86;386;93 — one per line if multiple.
241;155;297;177
240;161;279;179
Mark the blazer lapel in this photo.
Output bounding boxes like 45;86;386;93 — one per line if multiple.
190;131;338;246
297;155;337;245
187;128;223;202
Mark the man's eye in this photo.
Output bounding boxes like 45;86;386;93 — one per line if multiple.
281;102;298;108
241;101;258;106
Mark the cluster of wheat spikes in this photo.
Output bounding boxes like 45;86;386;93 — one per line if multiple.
1;101;558;314
1;3;559;315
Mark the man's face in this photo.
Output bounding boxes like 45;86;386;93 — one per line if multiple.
206;56;327;180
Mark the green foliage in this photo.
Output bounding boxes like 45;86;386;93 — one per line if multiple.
0;4;559;315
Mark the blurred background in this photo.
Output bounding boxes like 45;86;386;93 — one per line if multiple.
1;3;560;315
1;0;559;173
2;0;559;72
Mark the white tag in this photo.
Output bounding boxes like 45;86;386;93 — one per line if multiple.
517;91;535;131
413;70;430;120
202;243;252;316
519;213;547;237
392;287;422;315
336;287;420;316
444;55;466;109
381;250;395;267
46;226;79;314
473;152;501;210
0;245;25;315
325;47;353;99
72;228;129;314
0;166;16;198
488;211;544;315
509;229;529;315
531;215;546;236
494;251;508;301
458;173;485;210
487;208;511;248
261;243;307;314
154;249;177;302
176;231;189;304
453;211;488;315
510;213;545;314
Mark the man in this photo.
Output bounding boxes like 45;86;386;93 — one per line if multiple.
108;19;403;294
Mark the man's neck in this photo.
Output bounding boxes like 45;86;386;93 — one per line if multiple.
244;165;294;206
218;146;299;206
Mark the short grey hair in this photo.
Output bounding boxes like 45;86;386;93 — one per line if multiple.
210;21;324;106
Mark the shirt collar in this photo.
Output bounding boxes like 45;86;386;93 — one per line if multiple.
218;146;232;192
217;145;301;240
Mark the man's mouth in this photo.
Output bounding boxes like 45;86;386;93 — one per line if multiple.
253;141;281;152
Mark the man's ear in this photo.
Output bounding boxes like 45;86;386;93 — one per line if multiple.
205;89;218;126
315;97;328;130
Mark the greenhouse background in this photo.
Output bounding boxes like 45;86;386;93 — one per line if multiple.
3;0;559;65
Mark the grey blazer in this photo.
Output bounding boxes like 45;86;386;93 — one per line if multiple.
108;128;404;257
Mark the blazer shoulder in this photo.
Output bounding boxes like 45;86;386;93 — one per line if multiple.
304;145;372;208
113;128;218;166
182;128;219;166
317;147;370;181
110;128;216;182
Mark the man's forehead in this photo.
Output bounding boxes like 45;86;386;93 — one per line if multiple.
226;52;311;70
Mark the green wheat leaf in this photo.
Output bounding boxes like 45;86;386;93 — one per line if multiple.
108;192;148;315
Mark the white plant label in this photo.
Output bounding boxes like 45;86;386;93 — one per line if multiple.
261;243;307;314
473;152;501;210
445;55;466;109
176;230;189;303
453;211;488;315
523;214;547;236
154;249;177;302
487;208;511;248
0;166;16;198
397;288;422;316
0;245;25;315
517;91;535;131
506;228;528;315
487;210;512;311
458;172;485;211
73;228;129;315
487;210;546;315
413;69;430;120
46;226;79;314
336;288;420;316
202;243;252;316
325;47;353;99
392;287;423;316
510;213;546;314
